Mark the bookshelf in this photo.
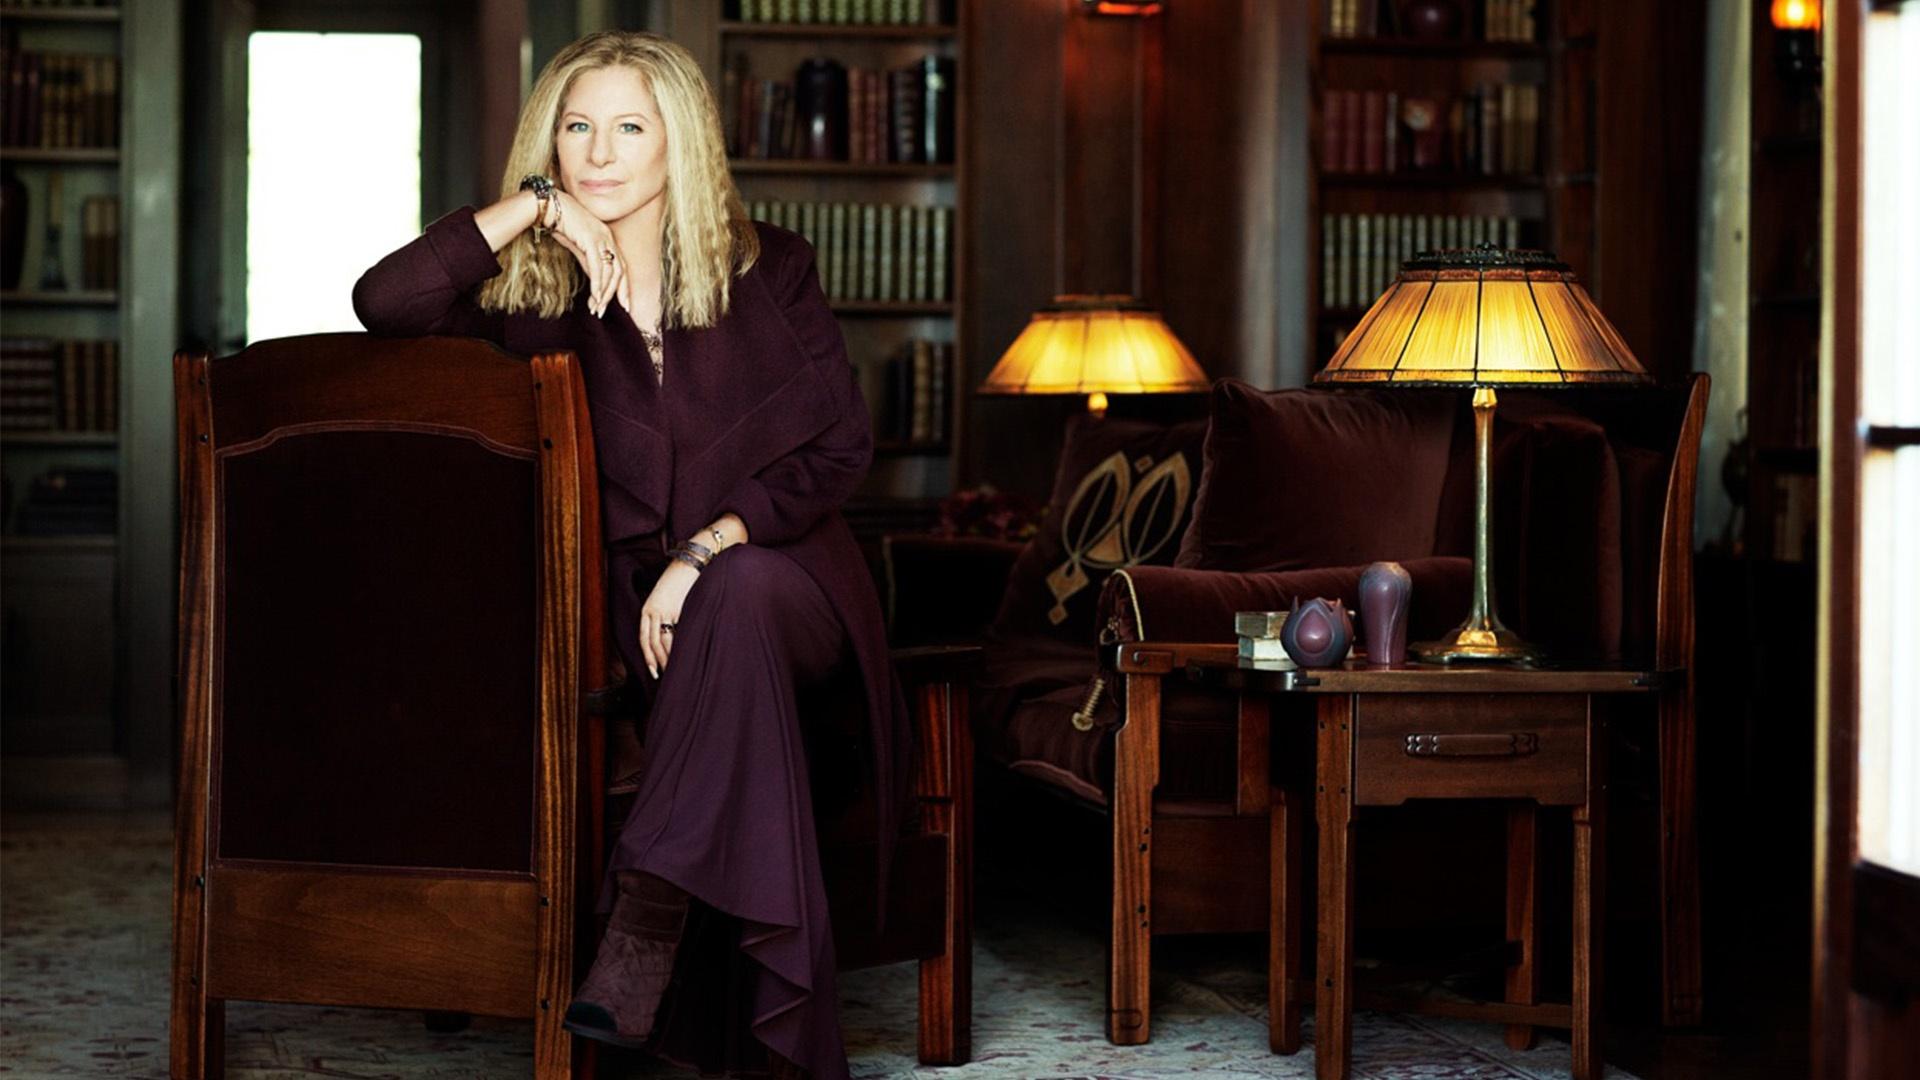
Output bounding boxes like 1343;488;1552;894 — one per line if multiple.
2;0;174;805
1308;0;1594;363
676;0;968;502
1743;10;1822;566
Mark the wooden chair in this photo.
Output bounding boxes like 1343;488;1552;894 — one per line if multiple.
1098;375;1709;1044
839;644;978;1065
170;333;607;1080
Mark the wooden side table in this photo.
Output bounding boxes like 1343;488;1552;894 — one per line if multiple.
1193;661;1660;1080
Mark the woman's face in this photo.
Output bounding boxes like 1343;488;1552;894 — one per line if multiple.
554;64;667;225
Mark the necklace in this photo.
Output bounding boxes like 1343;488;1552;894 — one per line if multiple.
639;325;663;385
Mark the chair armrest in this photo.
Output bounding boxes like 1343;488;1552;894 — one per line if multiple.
893;644;982;804
1099;556;1475;648
883;535;1026;645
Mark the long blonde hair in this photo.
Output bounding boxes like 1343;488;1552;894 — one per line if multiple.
477;31;759;326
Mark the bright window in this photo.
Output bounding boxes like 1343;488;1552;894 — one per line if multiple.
246;32;421;343
1856;2;1920;879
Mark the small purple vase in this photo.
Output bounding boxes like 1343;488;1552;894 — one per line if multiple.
1280;597;1353;669
1359;561;1414;666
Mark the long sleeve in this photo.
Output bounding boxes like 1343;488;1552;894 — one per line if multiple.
716;239;873;547
352;206;509;341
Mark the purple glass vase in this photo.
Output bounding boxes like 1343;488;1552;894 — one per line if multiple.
1359;561;1414;666
1280;597;1353;669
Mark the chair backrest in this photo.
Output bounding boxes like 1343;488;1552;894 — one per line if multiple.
172;333;603;1031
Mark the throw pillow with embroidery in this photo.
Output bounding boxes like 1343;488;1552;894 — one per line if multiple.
990;413;1208;645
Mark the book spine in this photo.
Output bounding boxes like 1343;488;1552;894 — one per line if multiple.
1335;213;1352;309
910;338;932;441
1480;84;1499;175
910;205;929;301
858;204;876;300
876;204;895;302
1382;91;1398;174
930;206;950;302
830;203;849;300
1320;213;1335;310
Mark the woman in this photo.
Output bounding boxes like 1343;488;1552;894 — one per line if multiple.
352;30;910;1080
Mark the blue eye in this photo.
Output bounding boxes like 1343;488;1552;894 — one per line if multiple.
620;122;642;134
565;121;589;133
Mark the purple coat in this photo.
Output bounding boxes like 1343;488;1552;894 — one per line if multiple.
353;208;912;889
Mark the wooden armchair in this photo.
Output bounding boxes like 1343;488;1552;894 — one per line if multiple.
1101;375;1709;1044
170;334;607;1079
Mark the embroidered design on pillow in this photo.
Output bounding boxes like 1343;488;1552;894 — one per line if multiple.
1042;450;1192;625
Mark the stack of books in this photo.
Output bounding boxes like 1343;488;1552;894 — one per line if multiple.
0;338;119;433
877;337;953;446
1;48;121;150
725;53;955;164
11;466;116;536
747;199;952;304
732;0;946;24
1320;213;1522;310
1323;83;1540;176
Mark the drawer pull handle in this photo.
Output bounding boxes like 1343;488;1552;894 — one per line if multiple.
1404;732;1540;757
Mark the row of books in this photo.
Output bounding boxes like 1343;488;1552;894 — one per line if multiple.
731;0;946;24
746;199;953;305
1324;84;1540;176
8;466;116;537
1325;0;1535;42
1481;0;1538;43
2;49;120;150
1;338;119;433
725;55;955;164
1321;213;1523;311
873;338;953;446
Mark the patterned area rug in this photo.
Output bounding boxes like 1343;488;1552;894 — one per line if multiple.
1;812;1636;1079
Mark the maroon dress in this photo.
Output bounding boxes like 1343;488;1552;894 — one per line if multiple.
353;208;911;1080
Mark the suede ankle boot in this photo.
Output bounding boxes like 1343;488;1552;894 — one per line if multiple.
562;871;689;1048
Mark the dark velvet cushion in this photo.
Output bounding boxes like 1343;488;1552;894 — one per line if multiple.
1174;381;1460;572
990;413;1208;645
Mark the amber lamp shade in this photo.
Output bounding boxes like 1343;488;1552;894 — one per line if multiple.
1770;0;1820;31
1315;246;1650;663
979;294;1209;415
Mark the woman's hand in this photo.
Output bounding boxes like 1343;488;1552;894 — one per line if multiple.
638;560;699;679
545;189;632;319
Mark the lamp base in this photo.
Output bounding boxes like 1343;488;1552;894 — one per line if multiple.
1412;621;1540;665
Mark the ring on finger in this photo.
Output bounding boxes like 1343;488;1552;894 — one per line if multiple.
601;249;617;264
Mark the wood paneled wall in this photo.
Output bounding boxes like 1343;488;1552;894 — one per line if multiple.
964;0;1267;499
962;0;1705;498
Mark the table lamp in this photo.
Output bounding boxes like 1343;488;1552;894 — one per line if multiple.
978;294;1209;416
1315;245;1649;663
